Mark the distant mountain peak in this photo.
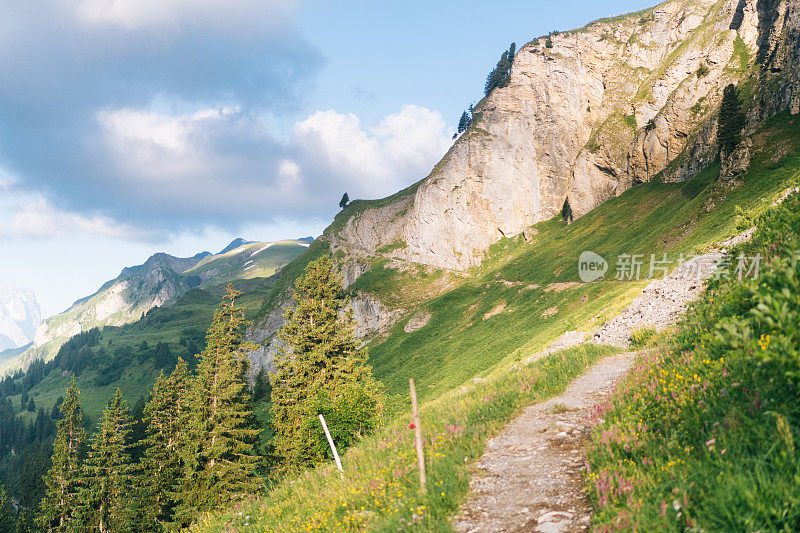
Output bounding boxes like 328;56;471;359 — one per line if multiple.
0;282;42;351
218;238;254;255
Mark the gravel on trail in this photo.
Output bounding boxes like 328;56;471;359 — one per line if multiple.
454;353;636;533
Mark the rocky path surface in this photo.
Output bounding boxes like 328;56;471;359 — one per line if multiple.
591;252;722;346
454;353;636;533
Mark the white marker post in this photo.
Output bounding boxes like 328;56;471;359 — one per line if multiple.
409;378;427;493
319;414;343;479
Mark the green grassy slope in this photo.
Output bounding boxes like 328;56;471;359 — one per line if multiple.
6;279;274;424
587;187;800;530
362;114;800;403
196;115;800;531
0;239;310;377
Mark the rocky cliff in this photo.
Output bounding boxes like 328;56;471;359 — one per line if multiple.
246;0;800;376
333;0;766;271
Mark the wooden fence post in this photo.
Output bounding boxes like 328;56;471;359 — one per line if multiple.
319;414;344;479
409;378;427;493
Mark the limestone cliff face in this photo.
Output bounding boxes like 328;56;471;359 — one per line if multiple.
752;0;800;118
333;0;765;271
247;0;800;377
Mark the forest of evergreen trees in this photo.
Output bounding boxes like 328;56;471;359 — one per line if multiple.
0;259;381;532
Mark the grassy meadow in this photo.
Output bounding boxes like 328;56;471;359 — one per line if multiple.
194;116;800;531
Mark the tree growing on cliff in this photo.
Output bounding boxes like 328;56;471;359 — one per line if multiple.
339;193;350;210
561;198;574;224
37;378;85;532
484;43;516;96
271;257;384;470
173;285;260;526
457;110;471;134
718;83;746;156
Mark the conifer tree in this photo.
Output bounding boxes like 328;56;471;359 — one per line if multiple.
561;198;574;224
173;285;260;526
339;193;350;209
457;111;471;134
137;359;189;530
36;377;85;532
484;43;517;96
271;256;384;469
1;483;20;533
718;83;746;156
78;389;135;532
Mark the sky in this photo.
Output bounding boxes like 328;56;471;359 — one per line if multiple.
0;0;656;317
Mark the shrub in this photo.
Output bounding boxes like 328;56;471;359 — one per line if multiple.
629;327;657;348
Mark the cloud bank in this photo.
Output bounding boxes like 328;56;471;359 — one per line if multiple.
0;1;454;242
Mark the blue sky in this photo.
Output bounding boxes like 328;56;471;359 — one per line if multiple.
0;0;655;317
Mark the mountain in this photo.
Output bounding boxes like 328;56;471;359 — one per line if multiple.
331;0;764;271
0;282;41;351
245;0;800;387
3;0;800;527
217;238;253;254
0;239;312;376
193;0;800;527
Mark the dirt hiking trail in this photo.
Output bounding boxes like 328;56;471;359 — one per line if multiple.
454;353;636;533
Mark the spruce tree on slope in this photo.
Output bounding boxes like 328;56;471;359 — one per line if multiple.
138;359;189;530
1;483;21;533
457;111;471;134
77;388;135;532
173;285;260;527
36;377;85;533
718;83;746;157
271;256;384;470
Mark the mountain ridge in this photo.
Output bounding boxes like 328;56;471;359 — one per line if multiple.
0;239;312;376
0;282;41;351
245;0;800;379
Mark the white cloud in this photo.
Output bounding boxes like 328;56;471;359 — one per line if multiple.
72;0;301;31
290;105;453;198
97;105;243;182
0;195;155;241
92;103;453;219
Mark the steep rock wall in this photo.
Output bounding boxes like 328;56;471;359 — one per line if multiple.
334;0;762;271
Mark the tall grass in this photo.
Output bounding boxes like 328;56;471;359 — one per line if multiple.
192;344;617;532
587;189;800;531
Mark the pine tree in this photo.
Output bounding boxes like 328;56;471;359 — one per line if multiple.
718;83;746;156
1;483;20;533
457;111;471;134
252;366;271;402
484;43;517;96
78;389;135;532
339;193;350;209
137;359;189;530
173;285;260;527
36;377;86;532
561;198;574;224
271;256;384;469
